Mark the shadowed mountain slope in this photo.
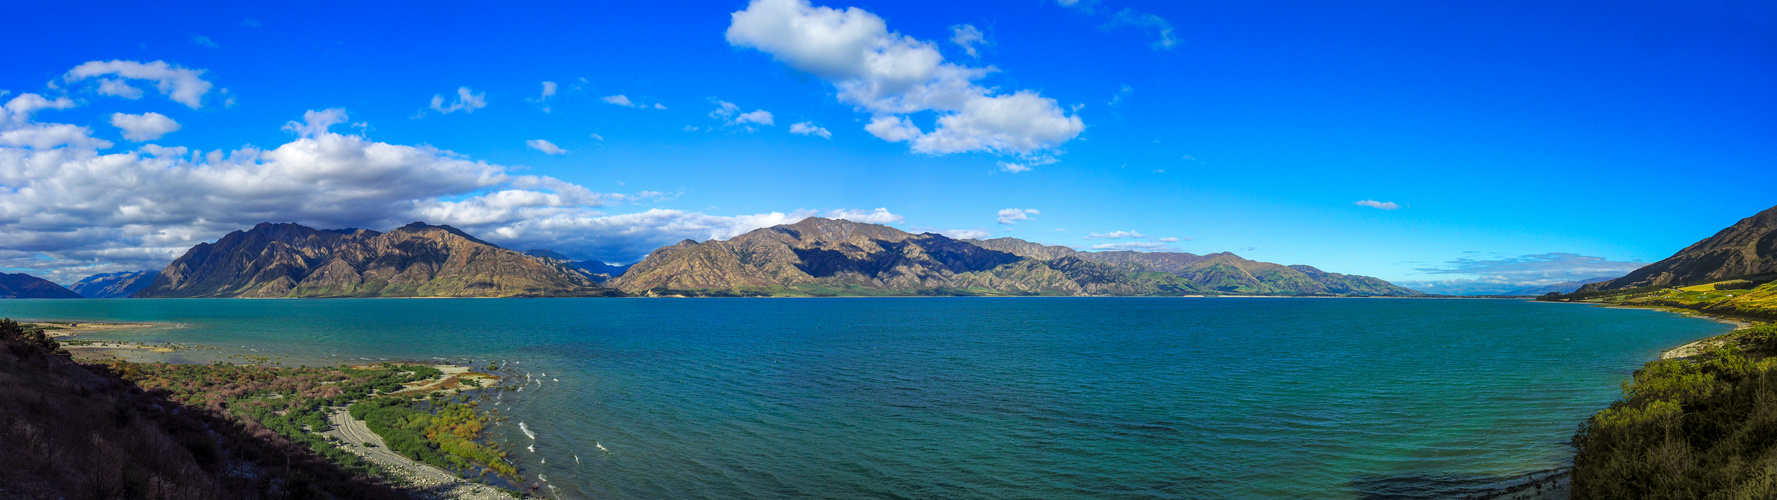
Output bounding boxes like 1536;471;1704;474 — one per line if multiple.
0;273;81;299
68;270;159;298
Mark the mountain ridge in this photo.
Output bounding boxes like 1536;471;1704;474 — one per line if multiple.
1584;204;1777;291
136;222;612;298
0;273;82;299
612;218;1420;297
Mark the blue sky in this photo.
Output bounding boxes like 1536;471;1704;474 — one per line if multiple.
2;0;1774;292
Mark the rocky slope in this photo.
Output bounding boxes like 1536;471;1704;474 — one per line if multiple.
68;270;158;298
0;272;81;299
1585;204;1777;291
136;222;611;298
612;218;1419;296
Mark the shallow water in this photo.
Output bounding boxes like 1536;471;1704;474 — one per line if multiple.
0;297;1731;498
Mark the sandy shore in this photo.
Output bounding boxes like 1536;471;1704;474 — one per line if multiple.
28;321;159;338
325;408;512;500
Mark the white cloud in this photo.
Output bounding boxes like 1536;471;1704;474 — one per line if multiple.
0;103;921;280
789;121;832;138
429;87;487;114
590;133;604;141
1089;241;1168;251
826;207;901;224
109;112;181;141
1086;230;1146;239
1354;200;1401;210
996;208;1038;225
950;24;985;58
727;0;1083;156
3;93;76;121
281;108;348;137
63;60;213;108
735;110;773;126
190;34;219;49
530;81;558;112
710;100;773;127
97;79;144;99
997;154;1057;173
937;228;990;239
1157;237;1180;242
1108;8;1178;50
526;139;567;155
603;94;635;106
654;103;667;109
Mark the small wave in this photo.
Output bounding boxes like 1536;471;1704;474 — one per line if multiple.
520;422;537;440
574;455;580;464
597;442;608;453
528;444;535;453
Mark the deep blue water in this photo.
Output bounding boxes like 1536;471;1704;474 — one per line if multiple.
0;297;1732;498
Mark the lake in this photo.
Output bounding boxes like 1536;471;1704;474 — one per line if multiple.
0;297;1731;498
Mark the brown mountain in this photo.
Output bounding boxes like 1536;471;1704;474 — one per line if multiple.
611;218;1419;296
1585;204;1777;291
136;222;612;298
971;238;1419;296
0;272;82;299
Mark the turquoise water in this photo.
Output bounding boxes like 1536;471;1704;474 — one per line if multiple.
0;298;1732;498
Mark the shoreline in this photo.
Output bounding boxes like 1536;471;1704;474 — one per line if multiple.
49;330;525;500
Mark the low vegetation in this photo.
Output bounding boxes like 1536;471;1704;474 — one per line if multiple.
1571;325;1777;498
0;317;520;498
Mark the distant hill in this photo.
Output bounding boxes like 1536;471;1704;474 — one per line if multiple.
69;270;158;298
1502;277;1617;296
522;249;632;283
137;222;613;298
1584;204;1777;291
610;217;1420;297
0;272;81;299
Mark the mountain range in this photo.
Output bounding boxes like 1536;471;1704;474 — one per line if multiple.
1583;204;1777;291
0;273;81;299
68;270;159;298
610;217;1420;296
134;222;613;298
6;218;1423;299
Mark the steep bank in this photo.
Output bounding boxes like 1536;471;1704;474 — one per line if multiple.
0;319;406;499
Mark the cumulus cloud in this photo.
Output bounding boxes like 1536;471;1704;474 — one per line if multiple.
789;121;832;138
996;208;1038;224
998;154;1056;173
429;87;487;114
950;24;985;57
1397;252;1647;295
710;100;773;127
530;81;557;111
109;112;181;141
937;228;990;239
1086;230;1145;239
726;0;1083;155
63;60;213;108
825;207;902;224
1089;241;1168;251
4;94;76;120
1107;8;1178;50
97;79;144;99
0;102;912;281
526;139;567;155
1354;200;1401;210
603;94;634;106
